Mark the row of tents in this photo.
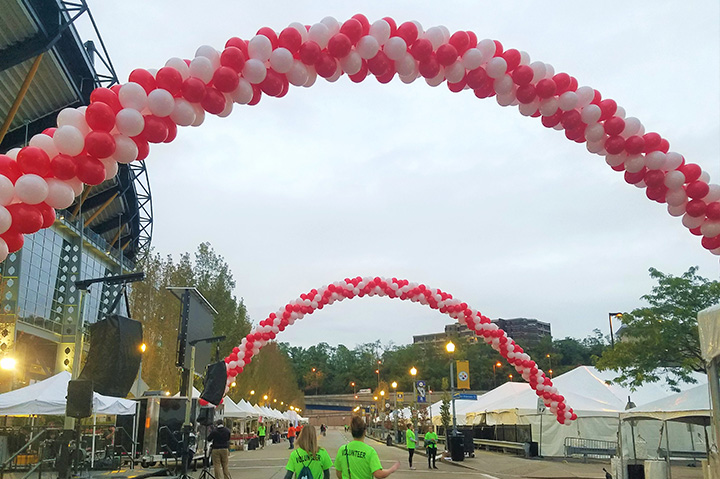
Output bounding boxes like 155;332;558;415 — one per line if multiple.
392;366;713;460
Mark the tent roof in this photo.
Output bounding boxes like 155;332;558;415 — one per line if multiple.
620;383;711;425
0;371;136;416
222;397;258;418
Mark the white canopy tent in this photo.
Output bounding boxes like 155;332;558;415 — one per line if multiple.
222;397;258;419
0;371;136;416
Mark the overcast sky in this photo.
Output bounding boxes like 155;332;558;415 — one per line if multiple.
76;1;720;350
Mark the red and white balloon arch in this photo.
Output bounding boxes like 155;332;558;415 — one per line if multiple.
0;14;716;422
219;276;578;425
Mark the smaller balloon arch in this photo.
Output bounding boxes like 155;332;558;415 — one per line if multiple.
220;276;577;425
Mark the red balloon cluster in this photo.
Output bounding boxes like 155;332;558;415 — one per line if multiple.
220;276;577;424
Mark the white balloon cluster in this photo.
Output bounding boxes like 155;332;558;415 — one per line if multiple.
222;276;577;424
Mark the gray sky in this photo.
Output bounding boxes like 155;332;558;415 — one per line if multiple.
77;1;719;350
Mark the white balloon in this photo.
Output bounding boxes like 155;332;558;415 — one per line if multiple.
518;100;539;117
67;177;84;197
369;20;391;45
711;247;720;256
0;239;7;262
493;75;514;94
53;125;84;156
445;61;466;84
703;184;720;203
243;59;267;84
101;157;119;180
585;123;606;142
0;206;10;235
586;139;605;154
326;67;342;83
191;104;205;127
666;188;688;206
189;56;214;84
340;51;363;76
57;108;90;135
357;36;380;60
425;70;445;87
605;154;626;167
112;134;138;164
496;91;516;107
287;61;309;87
544;63;555;78
519;51;531;65
615;106;626;119
308;23;331;48
15;174;48;204
0;175;14;206
217;94;233;117
682;213;704;229
269;47;294;74
438;25;450;42
320;16;340;36
230;78;254;104
486;57;507;79
170;98;196;126
529;61;546;82
701;221;720;239
538;97;559;116
645;151;667;170
575;86;595;108
462;48;485;70
304;66;317;87
665;152;684;170
29;133;59;159
424;26;445;50
288;22;308;42
622;117;642;137
399;71;419;84
147;89;175;117
558;92;578;111
248;35;273;61
45;179;75;208
195;45;221;69
118;82;148;111
580;104;602;124
4;148;20;160
700;171;711;184
384;37;408;61
165;57;190;80
624;155;646;173
394;53;416;77
115;108;145;137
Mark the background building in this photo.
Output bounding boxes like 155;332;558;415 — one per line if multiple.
0;0;152;389
414;318;551;346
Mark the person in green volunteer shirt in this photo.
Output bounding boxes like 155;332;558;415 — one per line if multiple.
284;425;331;479
424;428;438;469
335;416;399;479
258;423;266;448
405;424;416;470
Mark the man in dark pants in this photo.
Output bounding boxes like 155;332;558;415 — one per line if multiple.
207;420;231;479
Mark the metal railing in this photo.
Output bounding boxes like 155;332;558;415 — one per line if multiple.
564;437;617;461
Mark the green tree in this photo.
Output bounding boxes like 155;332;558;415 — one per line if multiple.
596;266;718;391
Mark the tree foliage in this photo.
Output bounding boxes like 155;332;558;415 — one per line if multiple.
596;266;718;391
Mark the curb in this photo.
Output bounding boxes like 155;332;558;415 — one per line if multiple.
367;434;476;471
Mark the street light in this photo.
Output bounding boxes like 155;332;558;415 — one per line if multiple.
493;361;502;388
0;357;16;370
140;343;147;353
508;374;513;382
391;381;398;442
446;341;458;436
409;366;418;441
609;312;623;347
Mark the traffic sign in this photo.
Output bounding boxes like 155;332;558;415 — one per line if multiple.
453;393;477;400
397;392;404;402
416;380;427;403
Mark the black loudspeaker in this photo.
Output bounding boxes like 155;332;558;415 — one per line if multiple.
79;314;143;397
197;406;214;426
66;380;93;418
200;360;227;406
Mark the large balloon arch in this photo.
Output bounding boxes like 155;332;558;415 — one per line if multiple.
1;14;716;423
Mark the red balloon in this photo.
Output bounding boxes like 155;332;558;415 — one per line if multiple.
351;14;370;36
604;136;626;155
493;40;503;56
447;77;466;93
367;51;392;77
598;99;617;121
643;170;665;188
706;202;720;220
315;53;338;78
436;44;458;67
141;115;169;143
448;31;470;55
212;66;240;93
624;135;646;155
466;31;478;48
418;56;440;79
516;84;536;104
278;27;303;52
155;67;183;96
260;69;285;96
560;110;582;130
624;168;646;185
382;17;397;36
181;77;207;103
248;85;262;106
50;154;77;180
502;49;521;71
659;138;670;153
256;27;278;48
42;127;57;137
687;180;710;199
681;163;702;183
85;131;116;158
328;33;352;58
535;79;557;99
220;47;246;74
163;118;178;143
410;39;433;62
473;81;495;99
85;102;115;132
132;137;150;161
37;203;56;229
299;41;322;65
552;73;571;93
396;22;419;45
110;84;122;95
690;226;703;236
466;67;489;89
701;235;720;250
128;69;157;94
642;132;662;153
568;76;578;92
1;230;24;253
603;116;625;136
686;199;707;217
75;155;106;185
90;87;122;112
7;204;43;234
646;184;667;203
225;37;249;58
512;65;534;86
17;146;50;176
348;61;369;83
0;155;21;182
376;69;395;84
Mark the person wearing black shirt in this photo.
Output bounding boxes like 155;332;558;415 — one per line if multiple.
208;420;232;479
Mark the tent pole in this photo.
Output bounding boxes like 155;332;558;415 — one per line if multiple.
91;413;96;469
708;358;720;451
664;420;672;479
131;402;138;469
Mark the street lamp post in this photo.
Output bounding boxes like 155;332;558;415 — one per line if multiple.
493;362;502;388
391;381;398;443
410;366;418;440
376;360;381;388
446;341;458;436
546;354;553;379
609;312;623;347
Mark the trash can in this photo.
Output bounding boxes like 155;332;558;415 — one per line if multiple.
643;460;667;479
449;434;464;462
386;434;393;446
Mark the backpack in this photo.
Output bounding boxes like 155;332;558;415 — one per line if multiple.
297;454;314;479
